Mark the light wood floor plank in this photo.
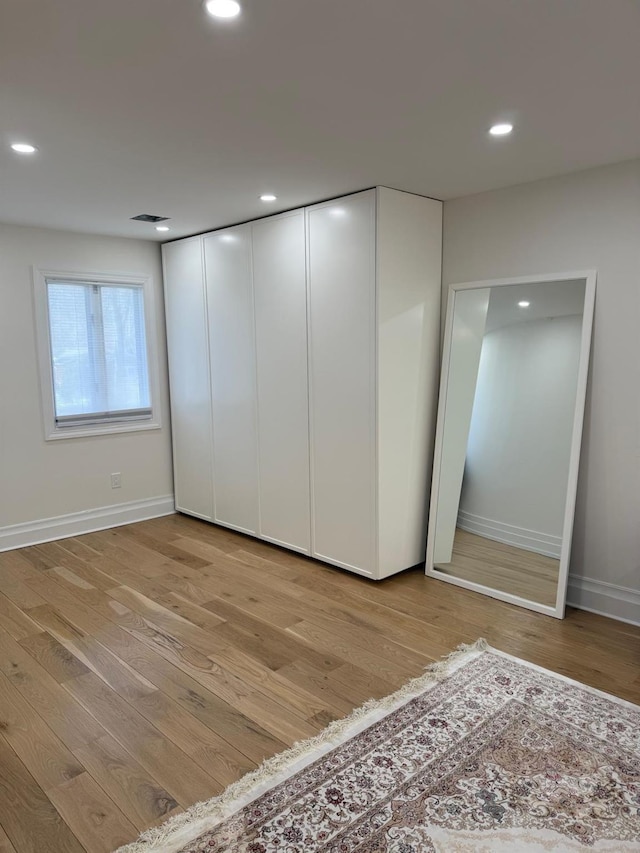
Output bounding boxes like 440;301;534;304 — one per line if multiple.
22;581;288;767
286;619;421;686
71;734;181;831
37;545;118;591
149;590;226;632
0;631;106;750
0;824;18;853
63;671;219;808
47;771;138;852
77;531;176;579
78;592;319;745
0;513;638;853
19;631;90;682
14;547;58;574
97;623;287;765
208;598;343;672
26;604;158;703
0;670;85;791
0;594;41;642
0;562;46;611
131;689;255;788
0;736;85;853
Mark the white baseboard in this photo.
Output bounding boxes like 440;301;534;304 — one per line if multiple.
2;496;636;627
457;509;562;559
566;575;640;626
0;495;176;552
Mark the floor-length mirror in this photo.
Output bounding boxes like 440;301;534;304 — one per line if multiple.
426;272;596;617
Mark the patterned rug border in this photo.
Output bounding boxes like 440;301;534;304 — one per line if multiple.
115;638;638;853
489;647;640;713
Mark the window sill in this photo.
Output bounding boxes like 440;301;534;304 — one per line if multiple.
45;419;162;441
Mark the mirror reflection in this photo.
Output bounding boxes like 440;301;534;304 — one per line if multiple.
432;279;587;608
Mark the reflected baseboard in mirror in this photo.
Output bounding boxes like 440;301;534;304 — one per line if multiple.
426;271;596;618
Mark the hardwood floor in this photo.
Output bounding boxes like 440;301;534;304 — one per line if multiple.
0;513;638;852
436;527;560;606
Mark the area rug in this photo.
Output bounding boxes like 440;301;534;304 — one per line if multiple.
118;640;640;852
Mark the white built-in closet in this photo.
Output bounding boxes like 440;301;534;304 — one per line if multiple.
162;187;442;579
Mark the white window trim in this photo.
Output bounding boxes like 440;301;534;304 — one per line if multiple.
33;267;163;440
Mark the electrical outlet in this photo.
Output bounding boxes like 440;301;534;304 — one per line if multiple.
111;472;122;489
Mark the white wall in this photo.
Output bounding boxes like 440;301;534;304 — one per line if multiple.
443;158;640;623
460;315;583;557
0;224;174;547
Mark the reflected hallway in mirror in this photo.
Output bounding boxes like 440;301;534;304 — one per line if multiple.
426;272;596;617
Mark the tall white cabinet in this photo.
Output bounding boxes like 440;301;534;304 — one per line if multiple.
163;236;214;522
163;188;442;579
252;211;310;553
307;193;377;573
204;226;259;535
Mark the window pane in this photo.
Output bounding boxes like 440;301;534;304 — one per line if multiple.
47;280;151;423
100;286;150;412
47;283;98;417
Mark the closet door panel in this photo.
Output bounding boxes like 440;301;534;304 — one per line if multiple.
252;212;310;552
204;227;259;534
162;238;214;520
307;191;377;574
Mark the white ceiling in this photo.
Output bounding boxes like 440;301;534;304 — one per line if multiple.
485;280;586;333
1;0;639;241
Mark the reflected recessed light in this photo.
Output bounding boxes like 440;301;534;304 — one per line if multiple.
11;142;38;154
220;234;236;242
260;194;277;202
518;301;530;308
329;207;347;217
205;0;241;18
156;225;170;232
489;123;513;136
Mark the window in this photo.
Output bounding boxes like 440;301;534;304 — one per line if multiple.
34;269;161;439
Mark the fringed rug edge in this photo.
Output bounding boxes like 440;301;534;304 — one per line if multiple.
115;637;490;853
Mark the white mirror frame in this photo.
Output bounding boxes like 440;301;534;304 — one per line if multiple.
426;270;597;619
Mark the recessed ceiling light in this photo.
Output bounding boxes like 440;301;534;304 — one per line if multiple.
205;0;241;18
156;225;170;232
260;194;277;202
489;123;513;136
11;142;38;154
518;301;530;308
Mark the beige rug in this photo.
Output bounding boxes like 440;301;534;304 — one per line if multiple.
117;640;640;852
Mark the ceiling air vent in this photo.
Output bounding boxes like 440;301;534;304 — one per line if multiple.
130;214;170;223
